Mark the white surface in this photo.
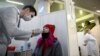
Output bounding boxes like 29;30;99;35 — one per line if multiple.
11;10;68;56
64;0;80;55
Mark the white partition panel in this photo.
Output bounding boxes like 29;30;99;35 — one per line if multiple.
39;10;68;56
19;10;68;56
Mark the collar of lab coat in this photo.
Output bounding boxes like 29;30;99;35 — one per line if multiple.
14;7;20;14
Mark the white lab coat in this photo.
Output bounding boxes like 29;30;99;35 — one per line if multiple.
84;33;99;56
0;6;32;55
77;32;88;56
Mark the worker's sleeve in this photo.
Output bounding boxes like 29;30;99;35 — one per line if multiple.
83;34;90;46
83;35;88;45
1;7;32;40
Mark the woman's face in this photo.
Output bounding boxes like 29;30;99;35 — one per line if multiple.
43;27;49;33
42;27;50;39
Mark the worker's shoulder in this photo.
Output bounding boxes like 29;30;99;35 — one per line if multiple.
0;6;18;13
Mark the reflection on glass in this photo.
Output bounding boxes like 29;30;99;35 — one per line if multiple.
50;2;64;12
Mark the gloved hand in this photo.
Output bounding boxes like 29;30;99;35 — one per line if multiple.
31;29;42;37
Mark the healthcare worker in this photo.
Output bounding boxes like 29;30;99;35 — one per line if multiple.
83;21;99;56
0;5;41;56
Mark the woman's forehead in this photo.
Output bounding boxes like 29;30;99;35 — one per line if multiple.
43;27;49;29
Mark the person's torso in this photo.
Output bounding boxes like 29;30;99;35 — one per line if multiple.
0;6;19;45
34;40;59;56
85;34;99;56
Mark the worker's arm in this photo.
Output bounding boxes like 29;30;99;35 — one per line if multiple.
15;29;42;40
